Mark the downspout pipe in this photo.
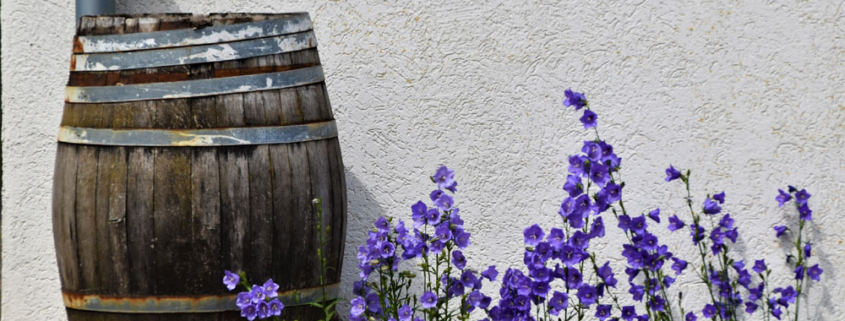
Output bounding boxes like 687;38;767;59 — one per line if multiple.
76;0;116;27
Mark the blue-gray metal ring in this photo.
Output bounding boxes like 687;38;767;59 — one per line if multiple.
57;121;337;147
65;65;325;103
75;14;312;53
72;30;317;71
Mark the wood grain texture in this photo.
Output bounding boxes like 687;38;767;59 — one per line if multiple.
55;13;346;320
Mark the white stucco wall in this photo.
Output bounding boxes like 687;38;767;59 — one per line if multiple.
2;0;844;320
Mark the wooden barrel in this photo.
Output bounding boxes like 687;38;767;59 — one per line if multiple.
52;13;347;320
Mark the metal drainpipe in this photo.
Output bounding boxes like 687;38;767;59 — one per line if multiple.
76;0;116;27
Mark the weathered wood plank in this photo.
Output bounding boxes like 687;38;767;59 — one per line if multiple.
154;99;190;129
278;88;302;125
126;147;156;295
326;138;347;281
95;146;129;294
191;148;222;293
247;145;273;280
218;147;250;273
75;145;101;291
153;148;193;294
52;143;80;290
307;140;333;285
217;93;245;128
297;85;322;123
287;142;313;289
268;144;293;289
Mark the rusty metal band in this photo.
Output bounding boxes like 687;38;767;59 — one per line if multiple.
72;30;317;71
75;14;313;53
58;121;337;147
63;282;340;313
65;65;324;103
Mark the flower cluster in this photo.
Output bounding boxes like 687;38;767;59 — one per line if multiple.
350;166;495;321
223;271;285;320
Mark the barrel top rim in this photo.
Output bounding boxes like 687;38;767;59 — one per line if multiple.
78;12;311;18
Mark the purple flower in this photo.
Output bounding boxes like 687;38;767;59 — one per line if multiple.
621;306;637;321
595;304;612;321
629;283;644;301
580;109;598;129
589;163;610;187
240;304;258;321
452;250;467;270
482;265;498;281
649;295;666;312
795;189;811;205
630;215;647;234
685;312;697;321
375;217;390;232
349;297;367;317
563;175;584;197
256;301;272;319
236;292;255;309
223;270;240;291
583;141;602;161
671;257;688;275
719;214;734;229
426;208;442;226
569;155;588;177
808;264;823;281
380;242;395;258
433;165;456;191
598;262;618;287
713;191;725;204
745;301;758;314
398;304;412;321
250;286;266;302
548;228;565;249
667;215;685;232
549;291;569;315
798;203;812;221
774;225;787;237
753;259;766;274
261;279;280;298
602;182;623;203
366;293;381;314
780;286;797;305
647;208;660;223
776;189;792;207
455;229;471;249
590;217;606;238
665;165;681;182
564;89;587;109
702;304;716;318
434;193;454;211
565;268;583;289
576;284;597;306
560;245;585;267
461;270;479;288
523;224;545;246
421;291;437;309
804;242;812;258
794;265;805;280
268;299;284;316
618;214;631;232
703;198;722;215
772;307;783;319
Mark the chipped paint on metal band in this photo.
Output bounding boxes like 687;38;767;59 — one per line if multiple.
75;14;313;53
65;65;324;103
58;121;337;147
73;31;317;71
63;282;340;313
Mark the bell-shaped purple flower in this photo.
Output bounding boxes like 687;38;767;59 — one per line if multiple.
523;224;545;246
774;225;787;237
549;291;569;315
589;163;610;187
795;189;811;205
685;312;697;321
665;165;681;182
776;189;792;207
433;165;456;190
703;198;722;215
753;259;767;274
621;306;637;321
563;89;587;109
808;264;823;281
256;301;272;319
268;299;284;316
482;265;498;281
452;250;467;270
798;203;812;221
667;215;685;232
702;304;717;318
223;270;240;291
421;291;437;309
576;284;597;306
240;303;258;321
595;304;612;320
647;208;660;223
563;175;583;197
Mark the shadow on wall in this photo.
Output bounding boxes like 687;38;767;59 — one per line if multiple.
338;171;386;307
115;0;181;13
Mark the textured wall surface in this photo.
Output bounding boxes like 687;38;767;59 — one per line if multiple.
2;0;844;320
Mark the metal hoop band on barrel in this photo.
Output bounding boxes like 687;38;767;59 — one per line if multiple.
62;282;340;313
74;14;313;53
65;65;325;103
72;30;318;71
58;121;338;147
